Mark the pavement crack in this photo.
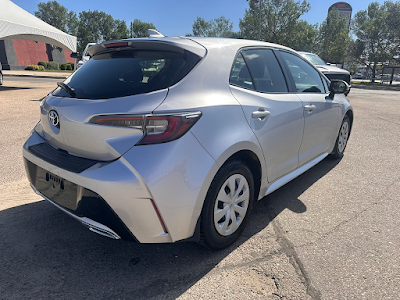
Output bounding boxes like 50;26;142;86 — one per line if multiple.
270;218;322;300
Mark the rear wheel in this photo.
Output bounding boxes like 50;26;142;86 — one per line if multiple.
331;115;350;158
200;160;254;249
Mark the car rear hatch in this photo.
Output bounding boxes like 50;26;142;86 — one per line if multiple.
35;38;206;162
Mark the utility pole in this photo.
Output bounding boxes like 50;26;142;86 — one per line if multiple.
259;0;262;40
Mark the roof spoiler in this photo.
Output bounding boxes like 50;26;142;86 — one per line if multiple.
147;29;165;38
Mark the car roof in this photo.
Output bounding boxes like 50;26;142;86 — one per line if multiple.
186;36;293;51
88;36;295;58
297;51;315;55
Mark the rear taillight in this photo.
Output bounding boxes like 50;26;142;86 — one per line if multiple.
89;112;202;145
88;115;143;129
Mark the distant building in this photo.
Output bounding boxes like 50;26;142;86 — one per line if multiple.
328;2;352;27
0;39;74;70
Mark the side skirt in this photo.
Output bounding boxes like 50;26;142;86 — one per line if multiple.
263;153;329;197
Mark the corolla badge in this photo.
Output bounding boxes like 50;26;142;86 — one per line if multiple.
48;110;60;128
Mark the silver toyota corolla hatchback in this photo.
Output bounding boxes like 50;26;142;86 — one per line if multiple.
23;35;353;249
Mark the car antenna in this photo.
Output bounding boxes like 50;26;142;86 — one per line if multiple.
147;29;165;38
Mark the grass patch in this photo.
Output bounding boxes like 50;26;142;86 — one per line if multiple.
35;70;74;73
351;80;382;85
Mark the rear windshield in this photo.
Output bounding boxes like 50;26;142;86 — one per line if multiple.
53;49;201;99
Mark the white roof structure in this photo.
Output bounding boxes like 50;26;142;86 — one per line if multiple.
0;0;77;52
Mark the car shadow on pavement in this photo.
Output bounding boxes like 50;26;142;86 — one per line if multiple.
260;156;342;218
0;157;341;299
0;86;32;91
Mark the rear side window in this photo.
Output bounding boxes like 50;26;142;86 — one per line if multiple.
242;49;288;93
53;49;201;99
229;53;254;90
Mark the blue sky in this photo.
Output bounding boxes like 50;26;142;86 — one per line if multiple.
12;0;387;36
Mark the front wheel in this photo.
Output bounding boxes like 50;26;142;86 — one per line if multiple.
330;115;350;158
200;160;254;249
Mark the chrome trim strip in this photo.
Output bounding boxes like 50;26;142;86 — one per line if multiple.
30;183;121;240
265;153;329;196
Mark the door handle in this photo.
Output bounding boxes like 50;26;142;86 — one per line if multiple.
304;104;316;112
252;109;271;120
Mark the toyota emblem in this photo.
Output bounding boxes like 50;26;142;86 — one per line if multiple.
48;110;60;128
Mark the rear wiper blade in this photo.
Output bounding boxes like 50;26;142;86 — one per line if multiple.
57;82;76;97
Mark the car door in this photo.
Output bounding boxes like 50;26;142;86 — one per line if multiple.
278;51;341;166
229;48;304;183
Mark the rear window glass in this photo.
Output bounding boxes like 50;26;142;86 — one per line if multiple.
242;49;288;93
53;49;201;99
229;53;254;90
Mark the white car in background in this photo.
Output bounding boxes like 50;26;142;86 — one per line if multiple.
76;43;96;69
23;35;353;249
298;52;351;95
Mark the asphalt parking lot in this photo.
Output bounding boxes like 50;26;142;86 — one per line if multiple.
0;78;399;299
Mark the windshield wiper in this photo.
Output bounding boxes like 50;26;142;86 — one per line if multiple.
57;82;76;97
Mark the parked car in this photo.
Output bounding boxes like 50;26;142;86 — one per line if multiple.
0;63;3;85
298;52;351;95
73;43;96;69
352;72;365;79
23;35;353;249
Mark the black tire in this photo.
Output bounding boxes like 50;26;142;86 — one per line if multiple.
330;115;350;158
199;160;254;249
0;72;3;86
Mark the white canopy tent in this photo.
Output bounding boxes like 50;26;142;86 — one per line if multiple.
0;0;77;52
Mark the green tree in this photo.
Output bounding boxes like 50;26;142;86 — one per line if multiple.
111;19;129;40
35;1;75;35
239;0;315;50
77;10;129;53
290;20;318;52
190;17;211;36
188;16;234;37
129;19;157;38
317;8;350;63
66;11;79;36
77;10;100;52
384;1;400;64
351;2;399;82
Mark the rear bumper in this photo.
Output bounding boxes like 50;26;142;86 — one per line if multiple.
23;130;217;243
30;183;122;240
23;131;173;243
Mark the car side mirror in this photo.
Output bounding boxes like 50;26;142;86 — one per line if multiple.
70;52;82;60
329;80;349;96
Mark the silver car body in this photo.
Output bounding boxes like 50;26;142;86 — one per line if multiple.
23;37;353;244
